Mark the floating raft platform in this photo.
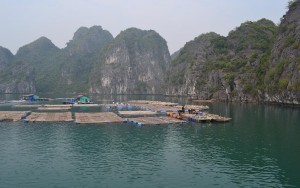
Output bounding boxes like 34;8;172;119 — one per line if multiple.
118;111;158;116
44;104;72;107
37;106;71;111
101;103;128;107
73;104;100;107
0;111;30;122
180;113;231;123
174;104;209;110
38;104;72;111
128;100;209;112
128;116;185;126
25;112;73;122
14;105;42;108
75;112;125;124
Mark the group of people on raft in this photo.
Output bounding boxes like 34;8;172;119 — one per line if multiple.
178;105;201;115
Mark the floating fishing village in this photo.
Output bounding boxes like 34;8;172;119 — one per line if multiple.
0;94;231;125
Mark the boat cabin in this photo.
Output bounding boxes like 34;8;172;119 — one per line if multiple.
22;94;39;101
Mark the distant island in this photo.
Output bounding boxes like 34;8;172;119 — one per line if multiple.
0;0;299;105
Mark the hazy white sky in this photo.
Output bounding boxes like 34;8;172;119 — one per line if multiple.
0;0;290;54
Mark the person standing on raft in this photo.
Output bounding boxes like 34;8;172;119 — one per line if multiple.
178;105;185;115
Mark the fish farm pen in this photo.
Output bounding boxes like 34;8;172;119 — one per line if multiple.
0;100;231;125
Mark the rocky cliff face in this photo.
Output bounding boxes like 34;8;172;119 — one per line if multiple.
0;47;12;92
13;37;60;93
0;1;299;104
166;19;277;102
55;26;114;93
0;46;13;70
0;26;170;94
0;63;36;93
0;26;114;94
166;1;300;105
166;32;220;97
264;0;300;104
65;26;113;56
90;28;170;94
15;37;60;61
0;37;60;93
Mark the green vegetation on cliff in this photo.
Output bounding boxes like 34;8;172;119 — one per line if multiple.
0;46;13;66
0;0;299;105
166;19;278;101
166;0;300;105
265;0;300;99
0;26;114;94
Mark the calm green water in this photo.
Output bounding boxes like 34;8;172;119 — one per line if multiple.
0;95;300;187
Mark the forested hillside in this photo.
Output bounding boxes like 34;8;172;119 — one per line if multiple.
166;0;300;104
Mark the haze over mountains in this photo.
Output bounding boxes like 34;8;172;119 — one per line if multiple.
0;0;299;105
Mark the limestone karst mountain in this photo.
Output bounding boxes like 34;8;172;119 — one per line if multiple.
89;28;170;94
0;0;299;104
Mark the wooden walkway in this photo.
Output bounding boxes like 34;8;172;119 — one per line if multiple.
14;105;41;108
75;112;125;124
38;104;72;111
37;106;71;111
128;116;185;126
118;111;157;116
0;111;30;122
25;112;73;122
128;100;209;112
44;104;72;107
73;104;100;107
